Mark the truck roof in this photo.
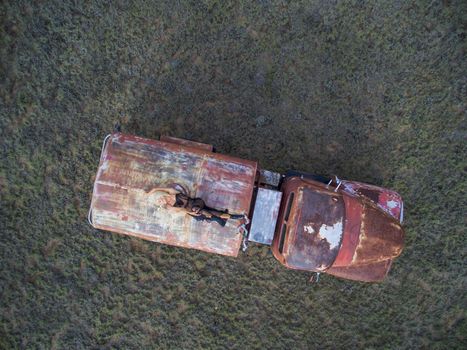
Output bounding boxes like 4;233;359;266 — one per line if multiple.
273;177;344;271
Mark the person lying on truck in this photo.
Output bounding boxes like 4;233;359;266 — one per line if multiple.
146;186;243;226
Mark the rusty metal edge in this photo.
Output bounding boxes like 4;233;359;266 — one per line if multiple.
88;134;112;228
326;259;394;282
92;222;244;257
119;133;258;169
160;135;213;152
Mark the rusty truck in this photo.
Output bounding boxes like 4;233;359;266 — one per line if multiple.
88;133;404;282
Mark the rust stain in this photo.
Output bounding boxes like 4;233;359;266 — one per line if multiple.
325;259;393;282
351;201;404;265
332;196;362;267
328;190;404;282
89;133;257;257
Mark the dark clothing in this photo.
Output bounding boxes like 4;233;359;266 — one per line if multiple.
174;193;205;213
174;193;241;226
190;213;227;227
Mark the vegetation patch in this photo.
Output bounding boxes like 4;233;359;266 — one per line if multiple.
0;0;465;348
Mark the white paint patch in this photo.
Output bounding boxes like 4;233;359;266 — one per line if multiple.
305;220;342;249
319;221;343;249
303;220;342;249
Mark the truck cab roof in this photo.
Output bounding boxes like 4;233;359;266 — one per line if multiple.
271;177;344;271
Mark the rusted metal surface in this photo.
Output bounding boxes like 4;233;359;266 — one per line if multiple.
89;133;257;257
248;188;282;245
160;135;213;152
340;180;403;222
325;259;393;282
89;132;404;281
331;193;404;275
271;177;344;271
272;176;404;281
258;169;282;188
326;182;404;282
330;194;363;267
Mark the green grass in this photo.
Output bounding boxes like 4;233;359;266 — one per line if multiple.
0;0;466;348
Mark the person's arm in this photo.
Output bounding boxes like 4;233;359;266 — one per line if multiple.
146;187;180;195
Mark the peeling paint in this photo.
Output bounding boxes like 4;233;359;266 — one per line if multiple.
272;177;344;272
340;180;403;221
317;221;342;249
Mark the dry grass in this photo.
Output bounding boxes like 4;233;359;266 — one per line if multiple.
0;0;465;349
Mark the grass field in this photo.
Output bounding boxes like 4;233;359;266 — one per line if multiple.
0;0;466;348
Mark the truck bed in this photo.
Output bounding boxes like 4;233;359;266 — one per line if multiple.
89;133;257;257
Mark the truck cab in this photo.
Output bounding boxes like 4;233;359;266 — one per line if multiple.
269;176;404;282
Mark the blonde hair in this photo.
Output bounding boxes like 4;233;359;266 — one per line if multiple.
150;190;172;206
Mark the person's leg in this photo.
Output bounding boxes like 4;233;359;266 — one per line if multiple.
227;213;245;220
207;215;227;226
202;207;244;220
189;213;227;227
